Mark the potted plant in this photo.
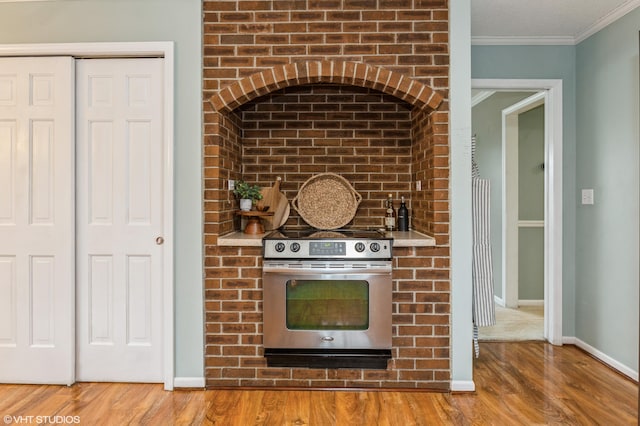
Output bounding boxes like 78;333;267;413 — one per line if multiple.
233;180;262;211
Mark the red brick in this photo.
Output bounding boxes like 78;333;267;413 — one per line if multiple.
203;0;451;390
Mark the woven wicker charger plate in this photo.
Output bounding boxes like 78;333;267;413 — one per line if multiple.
292;173;362;230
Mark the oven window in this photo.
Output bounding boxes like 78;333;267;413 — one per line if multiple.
285;280;369;330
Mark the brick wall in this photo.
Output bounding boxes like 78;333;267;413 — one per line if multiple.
239;83;414;229
411;107;449;244
203;0;450;390
205;245;449;389
203;1;449;92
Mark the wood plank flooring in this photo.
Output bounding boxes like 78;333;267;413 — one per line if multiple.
0;342;636;425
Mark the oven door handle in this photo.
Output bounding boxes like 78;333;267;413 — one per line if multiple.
262;264;392;275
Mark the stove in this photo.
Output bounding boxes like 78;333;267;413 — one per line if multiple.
263;228;392;260
262;228;394;369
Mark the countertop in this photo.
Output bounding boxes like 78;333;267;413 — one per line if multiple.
217;229;436;247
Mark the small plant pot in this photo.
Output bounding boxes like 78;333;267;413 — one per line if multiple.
239;198;252;211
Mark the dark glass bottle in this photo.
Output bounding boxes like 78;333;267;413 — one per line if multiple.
397;196;409;231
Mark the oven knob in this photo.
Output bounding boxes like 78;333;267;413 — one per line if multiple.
370;242;380;252
355;242;366;252
290;242;301;252
275;242;286;252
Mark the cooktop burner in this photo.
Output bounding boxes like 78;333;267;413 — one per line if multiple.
267;228;386;240
263;228;393;260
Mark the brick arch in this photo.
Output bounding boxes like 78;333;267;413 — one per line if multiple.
209;61;444;112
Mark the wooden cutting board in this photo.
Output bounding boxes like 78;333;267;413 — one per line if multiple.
257;177;290;230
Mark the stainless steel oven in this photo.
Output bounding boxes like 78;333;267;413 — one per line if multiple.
262;229;393;369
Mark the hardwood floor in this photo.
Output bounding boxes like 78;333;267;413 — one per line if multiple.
0;342;636;425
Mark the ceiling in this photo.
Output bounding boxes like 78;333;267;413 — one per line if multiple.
471;0;640;45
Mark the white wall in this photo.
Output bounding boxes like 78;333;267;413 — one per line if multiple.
450;0;475;391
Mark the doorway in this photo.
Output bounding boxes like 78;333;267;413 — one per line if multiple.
473;91;545;340
471;79;563;345
0;43;175;388
503;92;546;309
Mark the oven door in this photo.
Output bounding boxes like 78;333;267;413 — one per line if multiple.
262;261;392;351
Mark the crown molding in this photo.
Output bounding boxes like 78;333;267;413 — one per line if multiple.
574;0;640;43
472;0;640;46
471;36;575;46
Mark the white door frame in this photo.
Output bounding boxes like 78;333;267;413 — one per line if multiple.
472;79;563;346
0;42;175;389
501;91;546;308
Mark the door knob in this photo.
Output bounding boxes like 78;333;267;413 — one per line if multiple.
155;236;164;245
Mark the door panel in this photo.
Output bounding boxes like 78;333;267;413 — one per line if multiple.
0;57;75;384
76;58;163;382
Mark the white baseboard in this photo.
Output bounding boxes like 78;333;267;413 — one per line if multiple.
173;377;206;389
563;337;638;382
493;295;505;307
518;299;544;306
450;380;476;392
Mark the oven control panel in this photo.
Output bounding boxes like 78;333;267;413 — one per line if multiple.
263;238;392;259
309;241;345;256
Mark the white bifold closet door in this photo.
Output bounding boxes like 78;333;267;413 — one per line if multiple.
0;57;75;384
75;58;164;382
0;57;164;385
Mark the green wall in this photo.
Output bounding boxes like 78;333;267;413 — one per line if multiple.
519;227;544;300
0;0;204;381
473;8;640;373
575;8;639;371
518;106;544;300
472;44;578;336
